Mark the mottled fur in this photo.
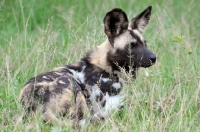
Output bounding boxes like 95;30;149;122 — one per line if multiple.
20;6;156;125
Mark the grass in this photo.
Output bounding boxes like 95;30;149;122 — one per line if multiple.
0;0;200;131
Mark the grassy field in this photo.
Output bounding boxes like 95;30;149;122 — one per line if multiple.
0;0;200;131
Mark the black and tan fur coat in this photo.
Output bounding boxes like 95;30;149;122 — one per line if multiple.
20;6;156;126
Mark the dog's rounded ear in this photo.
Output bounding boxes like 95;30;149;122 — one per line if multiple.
103;8;128;42
129;6;152;34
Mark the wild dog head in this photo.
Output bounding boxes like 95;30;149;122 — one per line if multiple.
104;6;156;76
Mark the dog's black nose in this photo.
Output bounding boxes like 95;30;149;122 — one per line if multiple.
149;54;156;63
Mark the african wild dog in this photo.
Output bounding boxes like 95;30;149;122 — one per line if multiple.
20;6;156;125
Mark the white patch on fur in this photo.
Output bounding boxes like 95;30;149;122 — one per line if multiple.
79;119;86;127
42;76;50;80
68;65;86;83
102;78;109;82
104;93;124;111
54;72;64;76
89;85;101;102
58;80;66;84
114;31;137;49
77;72;85;83
112;82;121;90
88;85;105;118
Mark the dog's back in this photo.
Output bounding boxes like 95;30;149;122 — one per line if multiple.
20;65;88;124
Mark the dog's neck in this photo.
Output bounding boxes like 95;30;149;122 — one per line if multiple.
81;39;137;78
89;39;114;73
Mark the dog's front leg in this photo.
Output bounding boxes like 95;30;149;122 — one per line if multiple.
72;90;90;127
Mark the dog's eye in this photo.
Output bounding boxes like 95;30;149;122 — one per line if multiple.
129;42;136;48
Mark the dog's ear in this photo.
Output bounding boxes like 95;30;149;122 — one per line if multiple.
129;6;152;34
104;8;128;41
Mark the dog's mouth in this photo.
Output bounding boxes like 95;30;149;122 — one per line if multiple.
134;59;156;68
142;62;155;68
121;58;156;78
130;60;155;78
